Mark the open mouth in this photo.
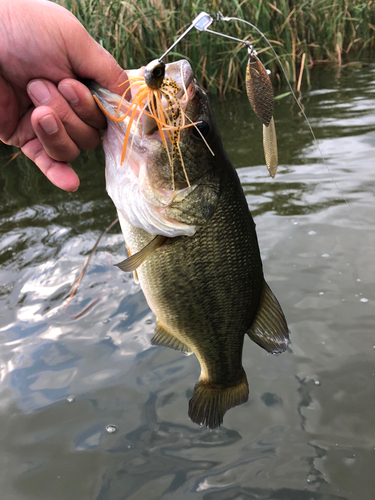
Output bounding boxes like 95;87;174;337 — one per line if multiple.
115;60;195;138
91;59;195;171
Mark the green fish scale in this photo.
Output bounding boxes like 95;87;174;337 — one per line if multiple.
124;168;264;386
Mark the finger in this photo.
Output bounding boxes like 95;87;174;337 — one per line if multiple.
63;24;128;93
58;79;107;130
0;76;23;143
30;106;81;163
2;107;36;148
22;137;80;192
28;79;101;151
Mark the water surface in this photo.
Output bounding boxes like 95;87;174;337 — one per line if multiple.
0;65;374;500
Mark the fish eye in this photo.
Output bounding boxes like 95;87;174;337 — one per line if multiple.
192;119;210;139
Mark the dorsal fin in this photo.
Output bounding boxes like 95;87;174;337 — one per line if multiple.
247;281;289;354
151;322;192;355
115;235;167;272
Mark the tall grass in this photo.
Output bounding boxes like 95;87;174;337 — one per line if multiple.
59;0;375;93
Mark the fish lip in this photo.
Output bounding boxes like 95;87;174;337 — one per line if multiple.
119;60;194;140
141;60;194;137
142;80;195;138
91;60;195;163
112;60;193;108
166;59;194;99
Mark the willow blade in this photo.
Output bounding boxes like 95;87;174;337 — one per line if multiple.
225;16;357;221
263;117;278;178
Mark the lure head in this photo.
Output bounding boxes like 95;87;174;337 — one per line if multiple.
144;59;165;90
92;59;226;237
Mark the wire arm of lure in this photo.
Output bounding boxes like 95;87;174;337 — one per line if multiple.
159;12;215;62
159;12;252;61
204;28;252;49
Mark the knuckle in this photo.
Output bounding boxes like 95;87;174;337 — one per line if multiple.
1;126;22;147
77;129;100;150
56;107;72;125
42;134;79;163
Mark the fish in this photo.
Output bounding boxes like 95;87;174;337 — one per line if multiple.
246;52;278;178
91;59;289;429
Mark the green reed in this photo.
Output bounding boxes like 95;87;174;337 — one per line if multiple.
58;0;375;93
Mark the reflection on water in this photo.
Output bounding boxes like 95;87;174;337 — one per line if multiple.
1;66;374;500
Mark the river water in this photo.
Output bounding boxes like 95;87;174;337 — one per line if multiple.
0;65;374;500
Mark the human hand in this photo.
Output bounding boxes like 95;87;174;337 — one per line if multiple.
0;0;128;191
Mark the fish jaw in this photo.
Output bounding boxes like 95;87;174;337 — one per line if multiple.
91;61;201;237
103;119;197;237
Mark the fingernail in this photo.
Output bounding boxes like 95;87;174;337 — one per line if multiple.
39;115;58;135
59;84;79;105
28;81;51;104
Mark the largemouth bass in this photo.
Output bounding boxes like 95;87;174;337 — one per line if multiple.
91;60;289;429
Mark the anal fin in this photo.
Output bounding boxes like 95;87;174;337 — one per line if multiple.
188;370;249;429
247;280;289;354
116;235;167;272
151;321;192;355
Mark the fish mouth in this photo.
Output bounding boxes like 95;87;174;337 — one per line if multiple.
142;60;195;137
130;59;194;138
92;59;195;143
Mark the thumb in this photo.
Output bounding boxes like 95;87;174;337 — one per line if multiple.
63;17;128;95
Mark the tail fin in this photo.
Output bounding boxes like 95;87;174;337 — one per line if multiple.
188;371;249;429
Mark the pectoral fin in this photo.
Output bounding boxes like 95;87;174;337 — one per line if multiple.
133;269;139;284
247;280;289;354
124;245;139;283
162;172;220;226
263;117;278;178
115;235;167;272
151;321;192;354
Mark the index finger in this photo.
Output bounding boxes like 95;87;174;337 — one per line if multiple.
22;137;80;192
